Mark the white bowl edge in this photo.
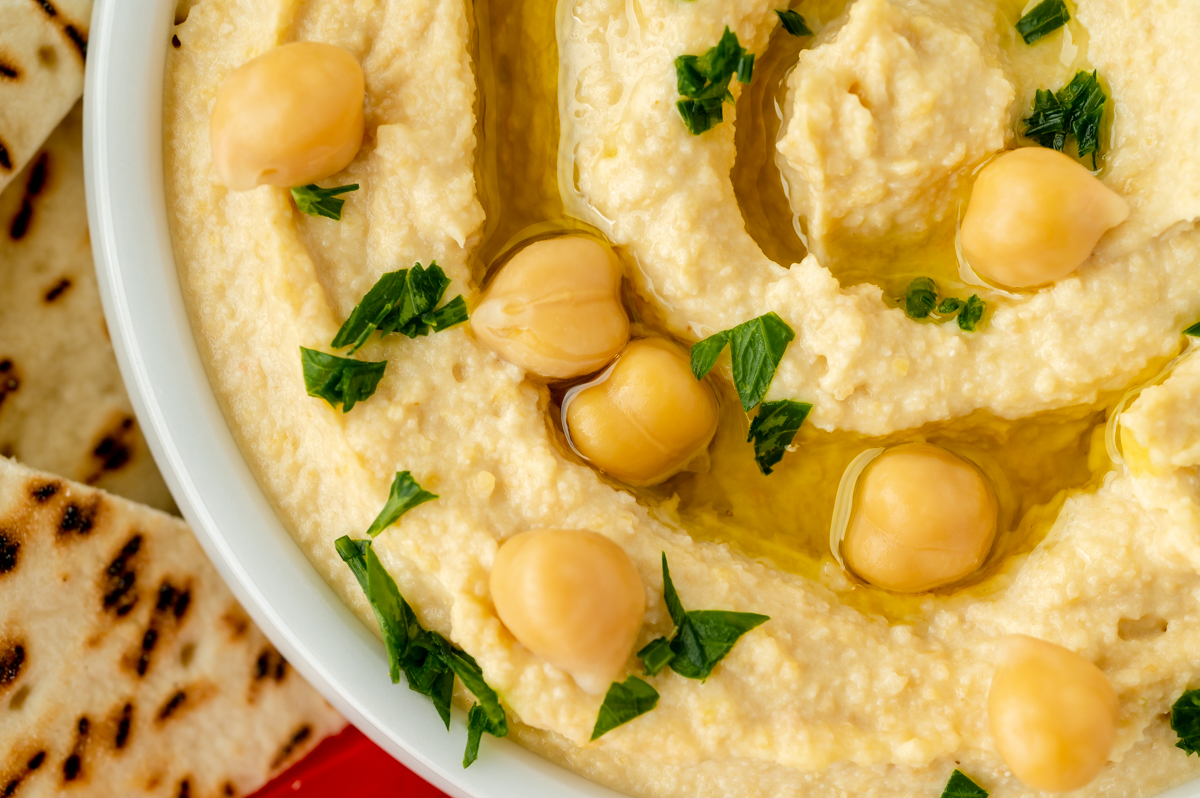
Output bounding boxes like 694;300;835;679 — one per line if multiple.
79;2;1200;798
81;2;622;796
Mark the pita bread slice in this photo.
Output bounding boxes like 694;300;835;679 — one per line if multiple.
0;456;346;797
0;104;175;513
0;0;92;195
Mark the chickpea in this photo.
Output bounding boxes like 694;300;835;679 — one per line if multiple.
988;635;1118;792
564;338;719;486
961;147;1129;288
842;444;997;593
471;236;630;380
490;529;645;694
210;42;365;191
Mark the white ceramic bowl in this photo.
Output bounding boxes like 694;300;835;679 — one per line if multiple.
82;2;617;796
81;2;1200;797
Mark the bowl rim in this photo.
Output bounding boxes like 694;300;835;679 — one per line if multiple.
82;2;621;796
81;2;1200;798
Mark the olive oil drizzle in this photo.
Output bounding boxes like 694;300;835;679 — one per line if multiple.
473;0;1122;620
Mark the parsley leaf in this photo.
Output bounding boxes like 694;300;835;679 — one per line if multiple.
335;536;508;767
675;27;754;135
590;676;660;741
905;277;938;319
747;399;812;475
300;347;386;412
903;280;986;332
1185;320;1200;337
941;769;989;798
364;471;438;538
331;261;469;354
290;183;359;221
636;637;676;676
1015;0;1070;45
691;312;795;412
1023;70;1107;166
956;295;986;331
649;554;769;681
775;9;812;36
464;703;508;766
1171;688;1200;756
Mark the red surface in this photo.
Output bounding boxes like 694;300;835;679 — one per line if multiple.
250;725;450;798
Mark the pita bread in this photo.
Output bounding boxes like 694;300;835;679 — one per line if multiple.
0;456;346;797
0;0;91;196
0;105;175;513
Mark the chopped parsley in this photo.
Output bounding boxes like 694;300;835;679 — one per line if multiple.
691;312;795;412
941;769;989;798
364;471;438;538
775;9;812;37
936;294;987;332
1184;320;1200;337
902;279;987;332
1015;0;1070;45
747;399;812;475
1023;69;1107;167
636;637;676;677
905;277;938;319
331;261;469;354
335;536;507;767
300;347;386;412
590;676;660;741
691;312;808;473
1171;688;1200;756
637;554;769;681
290;183;359;221
675;27;755;135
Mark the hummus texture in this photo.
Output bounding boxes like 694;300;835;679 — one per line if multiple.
165;0;1200;795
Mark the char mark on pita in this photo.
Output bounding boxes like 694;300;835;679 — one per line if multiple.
43;277;71;303
0;643;24;687
8;153;50;241
0;60;18;80
59;496;99;537
29;481;59;503
271;725;313;769
0;533;17;574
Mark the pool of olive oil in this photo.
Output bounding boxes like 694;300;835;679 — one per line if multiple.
472;0;1121;622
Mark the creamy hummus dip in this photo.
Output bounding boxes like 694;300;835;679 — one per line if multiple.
165;0;1200;794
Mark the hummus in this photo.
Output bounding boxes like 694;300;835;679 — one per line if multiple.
165;0;1200;794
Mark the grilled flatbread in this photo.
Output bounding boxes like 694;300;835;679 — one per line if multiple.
0;104;174;512
0;456;346;797
0;0;91;196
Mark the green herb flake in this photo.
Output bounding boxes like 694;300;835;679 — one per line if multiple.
590;676;660;741
957;295;987;332
290;183;359;221
690;312;795;412
651;554;770;681
775;9;812;36
941;769;989;798
1015;0;1070;45
674;27;754;135
1171;688;1200;755
1185;320;1200;337
637;637;676;676
364;471;438;538
747;399;812;475
905;277;938;319
904;281;986;332
331;261;468;354
300;347;386;413
1022;69;1107;166
334;535;508;767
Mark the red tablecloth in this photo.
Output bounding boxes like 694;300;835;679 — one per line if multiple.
250;726;449;798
